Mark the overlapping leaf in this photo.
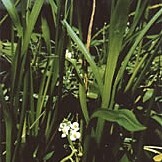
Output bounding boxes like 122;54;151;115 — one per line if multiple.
91;109;146;132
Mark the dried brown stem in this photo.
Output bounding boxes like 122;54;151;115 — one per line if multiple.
86;0;96;51
83;0;96;90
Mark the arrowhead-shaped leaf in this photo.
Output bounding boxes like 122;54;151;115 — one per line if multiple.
91;109;146;132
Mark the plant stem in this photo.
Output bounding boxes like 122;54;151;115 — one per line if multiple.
60;145;77;162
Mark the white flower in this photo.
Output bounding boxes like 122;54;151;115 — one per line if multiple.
58;119;81;141
70;122;80;131
5;96;9;101
58;120;71;138
70;129;81;141
65;49;72;59
61;133;67;138
63;126;70;136
58;123;66;131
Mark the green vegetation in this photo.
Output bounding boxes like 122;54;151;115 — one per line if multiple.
0;0;162;162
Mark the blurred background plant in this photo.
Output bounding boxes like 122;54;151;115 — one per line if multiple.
0;0;162;162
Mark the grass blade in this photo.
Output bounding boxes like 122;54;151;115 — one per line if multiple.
96;0;130;144
116;8;162;88
41;17;51;55
101;0;130;109
22;0;44;55
124;53;148;92
49;0;58;27
79;84;89;124
1;0;22;36
62;20;103;94
0;86;12;162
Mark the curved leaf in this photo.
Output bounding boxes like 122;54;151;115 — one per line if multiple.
62;20;103;94
151;111;162;127
1;0;22;36
22;0;44;55
43;151;54;161
143;88;154;103
91;109;146;132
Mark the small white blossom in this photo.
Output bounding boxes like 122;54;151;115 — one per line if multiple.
63;126;70;136
70;122;80;131
70;129;81;141
58;119;81;141
58;120;71;138
61;133;67;138
58;123;66;131
5;96;9;101
59;122;70;131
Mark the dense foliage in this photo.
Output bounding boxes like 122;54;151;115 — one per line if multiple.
0;0;162;162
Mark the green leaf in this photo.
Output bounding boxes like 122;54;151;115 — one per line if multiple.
22;0;44;55
151;111;162;127
102;0;130;109
0;85;12;162
116;8;162;93
91;109;146;132
96;0;130;144
79;84;89;124
127;0;149;38
124;54;148;92
41;17;51;55
43;151;54;160
1;0;22;36
143;88;154;103
62;20;103;95
49;0;58;26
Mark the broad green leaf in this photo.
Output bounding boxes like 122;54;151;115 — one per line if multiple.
43;151;55;160
91;109;146;132
143;88;154;103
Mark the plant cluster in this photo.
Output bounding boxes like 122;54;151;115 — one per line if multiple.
0;0;162;162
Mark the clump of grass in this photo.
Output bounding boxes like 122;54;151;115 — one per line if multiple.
0;0;162;161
